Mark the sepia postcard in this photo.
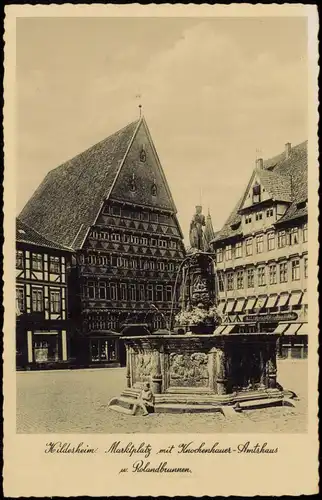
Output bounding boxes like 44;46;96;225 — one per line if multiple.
3;3;319;497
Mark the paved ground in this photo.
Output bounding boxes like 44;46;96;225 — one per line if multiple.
16;359;307;434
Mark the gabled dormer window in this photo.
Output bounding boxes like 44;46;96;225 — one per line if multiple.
252;182;261;204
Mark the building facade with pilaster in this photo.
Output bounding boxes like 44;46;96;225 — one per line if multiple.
19;117;185;367
211;141;308;358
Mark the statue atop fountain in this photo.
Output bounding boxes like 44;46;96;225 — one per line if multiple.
189;205;206;251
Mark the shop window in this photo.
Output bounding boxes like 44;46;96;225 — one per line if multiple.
32;288;44;312
34;334;59;363
91;339;117;362
32;253;43;271
16;250;24;269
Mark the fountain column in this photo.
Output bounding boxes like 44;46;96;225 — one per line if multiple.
216;347;229;395
266;342;277;389
151;347;162;394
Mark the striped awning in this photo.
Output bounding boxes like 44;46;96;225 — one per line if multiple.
223;324;236;334
296;323;308;335
266;295;278;308
289;291;303;306
255;296;268;309
245;297;257;311
277;294;290;307
213;325;227;335
273;323;289;334
234;298;245;312
225;300;235;313
217;302;226;313
284;323;302;335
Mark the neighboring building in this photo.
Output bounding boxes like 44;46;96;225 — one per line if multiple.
211;141;308;358
16;218;73;369
19;117;185;367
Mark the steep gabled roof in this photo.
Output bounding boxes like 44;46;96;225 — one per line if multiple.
213;140;308;244
16;218;72;252
19;119;140;249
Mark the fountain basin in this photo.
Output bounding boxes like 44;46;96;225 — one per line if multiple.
107;332;295;414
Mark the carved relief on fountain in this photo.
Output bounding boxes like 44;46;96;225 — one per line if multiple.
132;351;156;384
169;351;209;387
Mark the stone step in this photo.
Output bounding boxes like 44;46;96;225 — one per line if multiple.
155;403;225;414
235;398;284;411
108;404;134;416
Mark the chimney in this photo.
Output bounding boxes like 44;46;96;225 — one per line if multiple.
285;142;292;159
256;158;264;169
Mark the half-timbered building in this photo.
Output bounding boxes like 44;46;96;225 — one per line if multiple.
16;218;73;369
19;116;186;366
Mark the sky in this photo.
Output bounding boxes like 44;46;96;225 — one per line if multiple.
16;16;308;242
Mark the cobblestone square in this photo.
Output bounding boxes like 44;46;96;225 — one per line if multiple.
17;359;307;434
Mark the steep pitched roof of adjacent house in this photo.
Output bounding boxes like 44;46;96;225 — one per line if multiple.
203;211;216;251
212;140;308;244
16;218;72;252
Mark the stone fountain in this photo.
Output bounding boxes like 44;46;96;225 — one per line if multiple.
108;207;296;415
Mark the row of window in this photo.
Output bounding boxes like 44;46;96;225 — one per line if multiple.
83;254;179;272
102;205;172;224
16;251;61;273
218;257;307;291
89;231;178;248
216;224;307;262
16;287;62;313
84;281;175;303
245;207;274;224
